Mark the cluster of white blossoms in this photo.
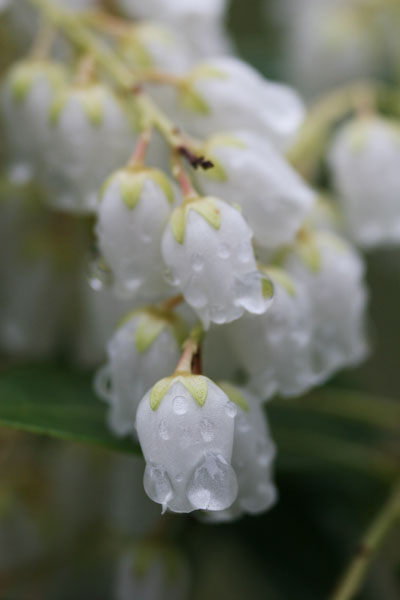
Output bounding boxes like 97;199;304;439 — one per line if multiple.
3;0;392;524
269;0;400;98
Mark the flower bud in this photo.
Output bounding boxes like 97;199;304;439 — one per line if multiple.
328;115;400;247
169;57;305;150
285;230;368;381
161;196;273;328
136;375;238;513
42;83;138;214
97;167;176;300
223;266;316;399
200;385;277;522
195;130;315;249
0;59;67;183
95;308;185;437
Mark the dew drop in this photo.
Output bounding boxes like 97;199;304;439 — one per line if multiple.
93;366;112;401
143;464;173;513
225;402;237;419
88;256;113;291
187;453;238;511
163;268;180;287
158;419;169;440
200;418;215;442
173;395;188;415
210;304;226;323
217;244;230;259
191;252;204;272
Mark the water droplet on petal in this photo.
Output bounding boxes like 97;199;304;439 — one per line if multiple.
173;395;188;415
158;419;169;440
187;453;238;511
191;252;204;272
88;256;113;291
143;464;173;513
200;418;215;442
210;304;226;323
225;402;237;419
164;268;180;287
217;244;230;259
94;366;112;401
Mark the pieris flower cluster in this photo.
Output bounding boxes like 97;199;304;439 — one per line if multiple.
268;0;400;98
0;0;371;522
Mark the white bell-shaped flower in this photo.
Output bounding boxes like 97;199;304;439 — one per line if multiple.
118;0;232;60
328;115;400;248
168;57;305;150
117;0;227;22
0;59;67;184
161;196;273;328
285;230;368;382
200;385;277;523
114;542;190;600
97;166;176;300
223;267;316;399
136;375;238;513
272;0;383;98
42;83;138;214
95;308;185;437
195;131;315;249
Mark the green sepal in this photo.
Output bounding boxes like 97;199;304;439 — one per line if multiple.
264;266;296;297
179;375;208;407
297;232;322;273
261;276;274;299
135;313;168;354
10;61;66;103
10;68;36;103
119;35;153;69
199;135;247;182
170;197;222;244
49;93;68;125
178;85;210;115
204;133;247;152
106;168;175;210
119;172;145;210
134;308;188;354
218;381;249;412
190;197;222;231
170;205;187;244
150;377;173;411
200;156;228;182
189;65;227;80
50;87;106;127
147;170;175;205
80;89;105;126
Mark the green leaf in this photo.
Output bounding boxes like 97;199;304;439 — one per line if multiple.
0;365;140;454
